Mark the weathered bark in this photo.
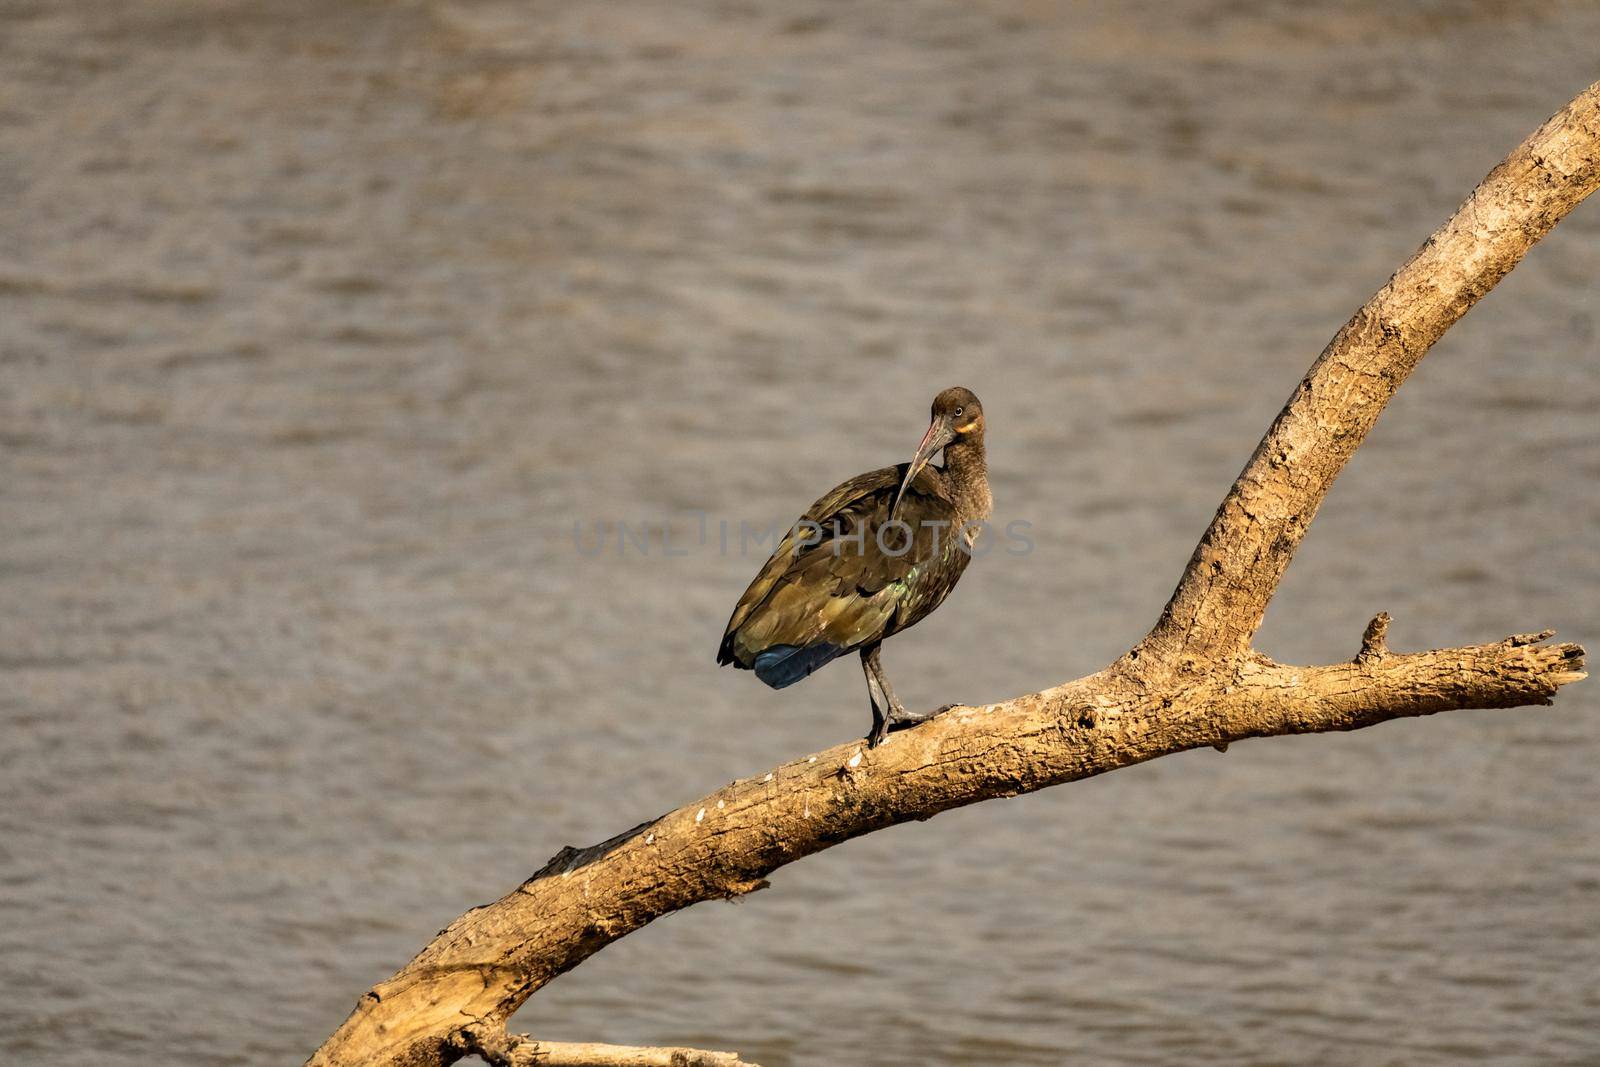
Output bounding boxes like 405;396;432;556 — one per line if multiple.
308;82;1598;1067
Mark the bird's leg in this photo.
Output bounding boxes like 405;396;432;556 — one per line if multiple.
867;652;908;723
861;646;891;748
866;648;945;734
863;646;942;745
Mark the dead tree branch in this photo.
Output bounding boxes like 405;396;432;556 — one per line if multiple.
452;1024;760;1067
308;81;1597;1067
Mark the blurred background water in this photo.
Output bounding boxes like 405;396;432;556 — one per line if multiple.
1;2;1597;1064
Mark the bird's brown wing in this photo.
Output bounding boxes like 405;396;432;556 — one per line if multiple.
717;464;965;668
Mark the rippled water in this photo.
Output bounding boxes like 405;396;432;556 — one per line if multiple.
1;2;1597;1064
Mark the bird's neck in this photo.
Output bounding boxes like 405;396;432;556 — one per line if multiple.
942;434;992;524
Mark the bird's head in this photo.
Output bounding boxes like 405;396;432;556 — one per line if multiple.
934;386;984;439
893;386;983;518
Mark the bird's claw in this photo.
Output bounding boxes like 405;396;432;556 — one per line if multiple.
885;704;957;734
866;718;890;749
868;692;961;746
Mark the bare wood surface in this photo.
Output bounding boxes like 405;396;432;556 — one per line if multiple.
308;82;1598;1067
454;1024;760;1067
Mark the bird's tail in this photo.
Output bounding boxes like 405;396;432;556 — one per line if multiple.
753;643;844;689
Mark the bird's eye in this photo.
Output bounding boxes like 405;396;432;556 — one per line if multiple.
953;406;963;417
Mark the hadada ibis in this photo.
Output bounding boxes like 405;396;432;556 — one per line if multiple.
717;387;992;747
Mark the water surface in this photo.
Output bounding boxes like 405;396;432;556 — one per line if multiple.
1;2;1597;1064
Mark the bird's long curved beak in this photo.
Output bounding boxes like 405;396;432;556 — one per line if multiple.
892;417;955;521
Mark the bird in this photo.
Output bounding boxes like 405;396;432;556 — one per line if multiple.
717;386;992;748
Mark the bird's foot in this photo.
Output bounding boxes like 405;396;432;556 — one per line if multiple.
868;707;917;746
866;715;890;749
869;704;960;745
870;710;896;751
885;704;956;734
